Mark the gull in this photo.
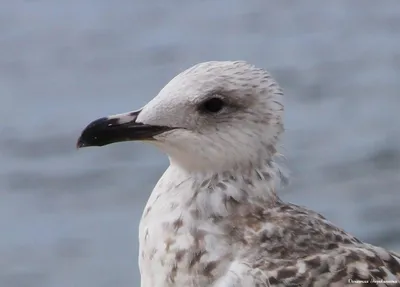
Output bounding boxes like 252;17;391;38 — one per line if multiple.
77;61;400;287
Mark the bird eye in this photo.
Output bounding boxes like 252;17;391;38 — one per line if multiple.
201;97;225;113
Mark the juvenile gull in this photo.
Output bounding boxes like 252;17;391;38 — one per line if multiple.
77;61;400;287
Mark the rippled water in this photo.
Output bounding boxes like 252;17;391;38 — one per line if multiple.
1;1;400;286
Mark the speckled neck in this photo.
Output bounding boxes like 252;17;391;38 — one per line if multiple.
165;158;286;220
139;156;287;286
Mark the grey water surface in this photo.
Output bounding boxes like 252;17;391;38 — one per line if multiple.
1;1;400;286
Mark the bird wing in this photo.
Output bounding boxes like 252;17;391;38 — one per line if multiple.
265;246;400;286
217;246;400;287
217;200;400;287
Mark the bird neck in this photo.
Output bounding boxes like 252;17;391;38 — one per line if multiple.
166;158;286;220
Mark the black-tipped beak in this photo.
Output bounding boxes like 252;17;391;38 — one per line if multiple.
77;110;174;148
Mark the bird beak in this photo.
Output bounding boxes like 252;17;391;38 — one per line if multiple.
77;109;174;148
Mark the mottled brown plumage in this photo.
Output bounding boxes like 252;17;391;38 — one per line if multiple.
140;163;400;286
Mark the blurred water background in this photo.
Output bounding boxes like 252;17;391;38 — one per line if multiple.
1;1;400;286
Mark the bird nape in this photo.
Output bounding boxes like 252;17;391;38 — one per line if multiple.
77;61;400;287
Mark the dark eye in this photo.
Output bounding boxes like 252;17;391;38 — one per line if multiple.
201;97;225;113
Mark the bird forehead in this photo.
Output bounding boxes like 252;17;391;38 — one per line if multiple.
147;78;215;111
138;62;272;124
